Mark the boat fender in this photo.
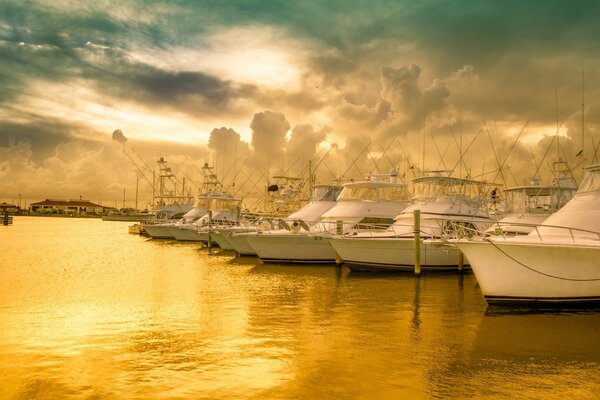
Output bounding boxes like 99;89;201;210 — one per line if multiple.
259;220;272;231
290;221;301;233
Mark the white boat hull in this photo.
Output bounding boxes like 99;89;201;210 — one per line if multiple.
210;232;235;251
228;233;257;256
143;223;176;239
246;232;337;263
456;240;600;303
329;236;466;271
171;226;202;242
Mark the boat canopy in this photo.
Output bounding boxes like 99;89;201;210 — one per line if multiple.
337;181;410;202
411;176;490;200
208;197;242;212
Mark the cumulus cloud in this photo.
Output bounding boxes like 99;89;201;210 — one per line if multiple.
287;124;329;162
379;64;452;131
0;138;143;205
250;111;290;164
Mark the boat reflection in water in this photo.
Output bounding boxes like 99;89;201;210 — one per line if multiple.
1;217;598;399
433;307;600;399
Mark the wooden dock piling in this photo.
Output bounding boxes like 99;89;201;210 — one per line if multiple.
414;209;421;276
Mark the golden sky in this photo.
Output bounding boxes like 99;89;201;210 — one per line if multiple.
1;0;599;205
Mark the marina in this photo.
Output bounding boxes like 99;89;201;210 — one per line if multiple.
2;1;600;398
1;216;599;399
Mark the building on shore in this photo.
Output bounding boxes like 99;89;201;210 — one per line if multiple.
29;199;106;215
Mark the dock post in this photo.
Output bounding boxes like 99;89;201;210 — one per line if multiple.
458;251;464;272
414;209;421;276
207;210;212;254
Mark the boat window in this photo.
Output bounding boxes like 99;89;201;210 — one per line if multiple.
338;186;378;201
210;198;241;211
311;186;343;201
337;185;408;202
352;217;395;230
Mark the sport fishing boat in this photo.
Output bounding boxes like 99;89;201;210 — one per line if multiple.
246;170;410;263
227;184;342;256
454;164;600;304
329;172;493;271
174;195;242;243
140;157;195;238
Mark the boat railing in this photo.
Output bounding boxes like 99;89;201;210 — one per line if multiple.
309;219;442;239
445;219;600;244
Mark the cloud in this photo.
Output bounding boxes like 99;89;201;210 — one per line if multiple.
287;124;329;162
379;64;451;130
250;111;290;163
112;129;127;143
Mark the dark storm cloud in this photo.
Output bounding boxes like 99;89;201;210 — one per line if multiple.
0;117;103;163
0;1;255;118
111;63;256;114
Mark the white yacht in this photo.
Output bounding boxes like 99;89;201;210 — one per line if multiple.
174;195;242;243
329;173;492;271
226;184;342;256
210;175;310;253
141;157;195;238
246;171;411;263
141;203;194;238
145;162;235;240
454;164;600;304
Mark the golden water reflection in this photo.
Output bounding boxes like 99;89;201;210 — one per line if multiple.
0;217;598;399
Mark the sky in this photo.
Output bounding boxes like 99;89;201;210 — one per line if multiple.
1;0;600;208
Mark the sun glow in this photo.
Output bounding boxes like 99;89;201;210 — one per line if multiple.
5;79;250;144
129;25;305;90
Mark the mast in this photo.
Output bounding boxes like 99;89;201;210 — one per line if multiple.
135;177;139;210
555;88;560;160
581;68;585;156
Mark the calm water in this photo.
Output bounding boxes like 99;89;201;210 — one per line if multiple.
1;217;599;399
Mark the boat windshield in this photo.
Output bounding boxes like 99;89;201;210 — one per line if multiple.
209;198;241;211
337;185;409;202
412;176;488;200
311;185;343;202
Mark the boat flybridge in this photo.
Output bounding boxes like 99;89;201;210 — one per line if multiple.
329;171;493;271
487;158;577;236
140;157;195;238
454;164;600;305
222;183;342;256
245;170;411;263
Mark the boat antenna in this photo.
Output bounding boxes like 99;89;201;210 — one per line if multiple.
578;67;585;160
459;93;463;178
555;87;560;160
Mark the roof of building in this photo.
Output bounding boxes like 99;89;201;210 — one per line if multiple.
30;199;104;208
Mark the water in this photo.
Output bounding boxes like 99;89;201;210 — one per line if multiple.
1;217;599;399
